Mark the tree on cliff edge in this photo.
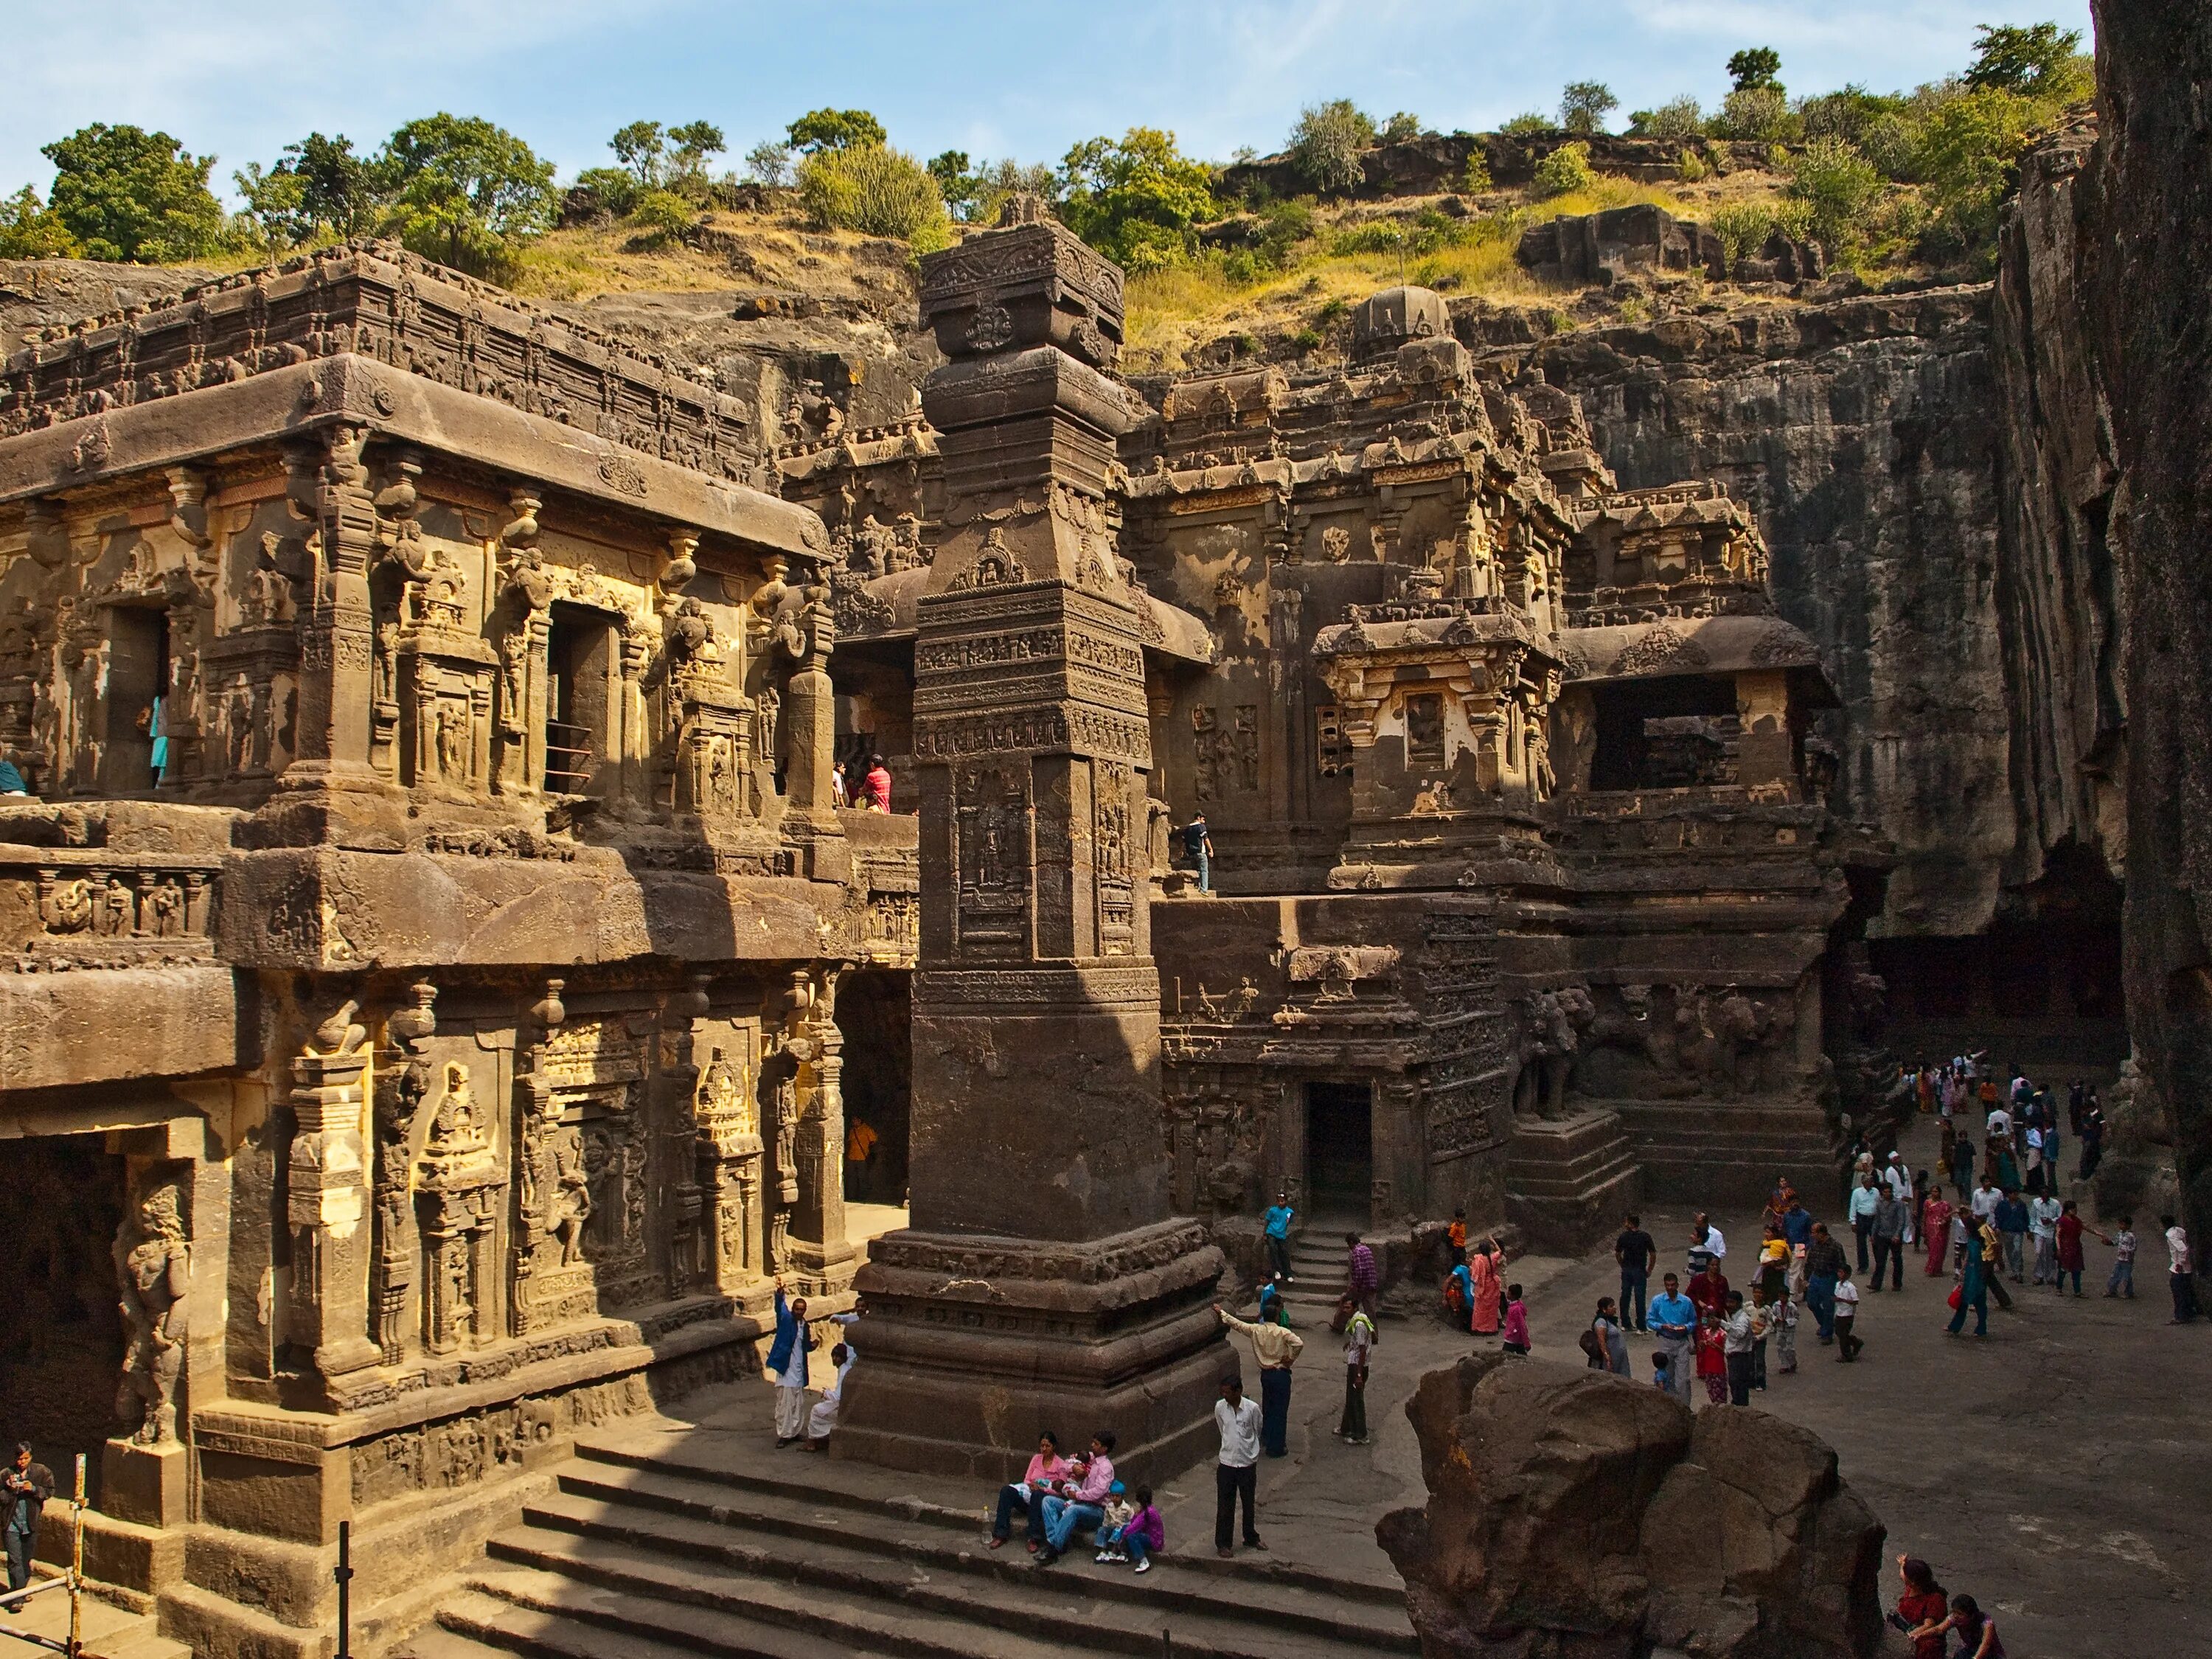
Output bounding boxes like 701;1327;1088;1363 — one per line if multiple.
41;125;224;263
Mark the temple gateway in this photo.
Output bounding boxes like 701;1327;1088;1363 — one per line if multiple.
0;209;1877;1649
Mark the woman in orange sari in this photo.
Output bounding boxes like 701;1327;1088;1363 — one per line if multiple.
1921;1188;1954;1276
1467;1237;1506;1335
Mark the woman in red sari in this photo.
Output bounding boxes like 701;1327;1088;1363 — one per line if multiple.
1921;1189;1954;1276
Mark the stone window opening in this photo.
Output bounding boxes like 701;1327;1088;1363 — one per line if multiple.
1587;675;1739;791
102;605;169;795
545;605;614;797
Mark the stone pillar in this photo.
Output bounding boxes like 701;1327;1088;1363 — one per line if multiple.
282;428;382;789
785;966;851;1284
287;1009;381;1383
838;203;1225;1481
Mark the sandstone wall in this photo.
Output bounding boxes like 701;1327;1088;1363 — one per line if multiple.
1491;291;2013;935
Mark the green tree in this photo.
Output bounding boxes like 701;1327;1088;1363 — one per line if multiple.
1532;140;1596;198
0;186;81;258
380;114;557;275
279;133;394;238
1287;100;1375;194
1499;113;1551;138
1786;136;1883;256
1912;86;2034;260
1057;127;1218;271
569;167;640;219
1559;82;1618;136
233;161;310;254
795;143;948;248
1714;87;1797;142
628;189;695;248
1629;97;1704;141
745;141;792;187
41;124;225;262
1378;111;1423;144
785;109;887;155
1728;47;1783;92
668;121;726;184
611;121;666;187
928;150;978;218
1965;22;2088;98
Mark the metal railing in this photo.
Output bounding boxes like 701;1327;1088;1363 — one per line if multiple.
543;719;594;794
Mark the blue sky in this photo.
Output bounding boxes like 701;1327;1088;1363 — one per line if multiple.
5;0;2095;204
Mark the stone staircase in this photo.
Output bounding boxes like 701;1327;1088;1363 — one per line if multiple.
397;1416;1415;1659
1276;1230;1354;1324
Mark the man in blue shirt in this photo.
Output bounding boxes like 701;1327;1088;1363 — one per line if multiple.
1262;1192;1295;1284
1647;1273;1697;1406
1782;1193;1814;1251
1848;1174;1881;1271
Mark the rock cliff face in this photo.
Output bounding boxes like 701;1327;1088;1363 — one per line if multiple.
1487;291;2013;936
1990;114;2124;896
2084;0;2212;1245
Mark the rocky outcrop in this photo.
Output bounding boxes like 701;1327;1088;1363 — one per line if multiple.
1489;289;2012;935
2085;0;2212;1248
1377;1353;1885;1659
0;259;213;344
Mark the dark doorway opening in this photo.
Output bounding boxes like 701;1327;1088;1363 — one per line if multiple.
545;605;615;796
1306;1079;1372;1221
835;970;911;1209
102;606;167;793
0;1135;128;1500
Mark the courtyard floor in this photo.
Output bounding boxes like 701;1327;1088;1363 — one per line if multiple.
1193;1107;2210;1658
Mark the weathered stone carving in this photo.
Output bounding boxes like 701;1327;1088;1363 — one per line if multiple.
114;1175;189;1447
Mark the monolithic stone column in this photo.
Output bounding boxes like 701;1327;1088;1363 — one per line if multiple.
838;202;1225;1481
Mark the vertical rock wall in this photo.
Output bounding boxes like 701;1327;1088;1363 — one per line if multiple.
1989;114;2125;894
2085;0;2212;1247
1502;294;2014;936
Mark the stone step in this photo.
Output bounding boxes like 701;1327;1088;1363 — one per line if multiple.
485;1519;1386;1659
536;1462;1413;1650
430;1570;923;1659
571;1433;1406;1612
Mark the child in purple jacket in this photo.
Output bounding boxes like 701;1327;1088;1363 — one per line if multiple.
1098;1485;1165;1573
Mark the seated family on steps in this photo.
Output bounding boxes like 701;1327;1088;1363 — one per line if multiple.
987;1430;1166;1571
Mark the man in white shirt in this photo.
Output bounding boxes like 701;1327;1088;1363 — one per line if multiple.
1688;1214;1727;1274
2028;1193;2063;1284
2164;1216;2199;1324
1986;1105;2012;1144
1882;1152;1913;1205
1970;1179;2003;1223
1213;1375;1265;1557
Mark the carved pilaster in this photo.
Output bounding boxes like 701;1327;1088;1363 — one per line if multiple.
282;428;384;789
287;1003;380;1379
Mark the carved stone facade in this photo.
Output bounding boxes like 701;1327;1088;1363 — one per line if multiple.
821;278;1876;1254
0;246;913;1657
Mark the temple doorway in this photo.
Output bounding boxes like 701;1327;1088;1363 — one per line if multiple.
1305;1079;1373;1221
0;1134;128;1498
835;970;911;1237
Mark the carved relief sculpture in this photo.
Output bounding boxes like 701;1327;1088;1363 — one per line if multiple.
113;1177;189;1447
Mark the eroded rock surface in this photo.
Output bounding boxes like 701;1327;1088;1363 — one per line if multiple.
1377;1352;1885;1659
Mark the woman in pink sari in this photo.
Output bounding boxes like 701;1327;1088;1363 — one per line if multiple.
1921;1189;1953;1276
1467;1237;1506;1335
